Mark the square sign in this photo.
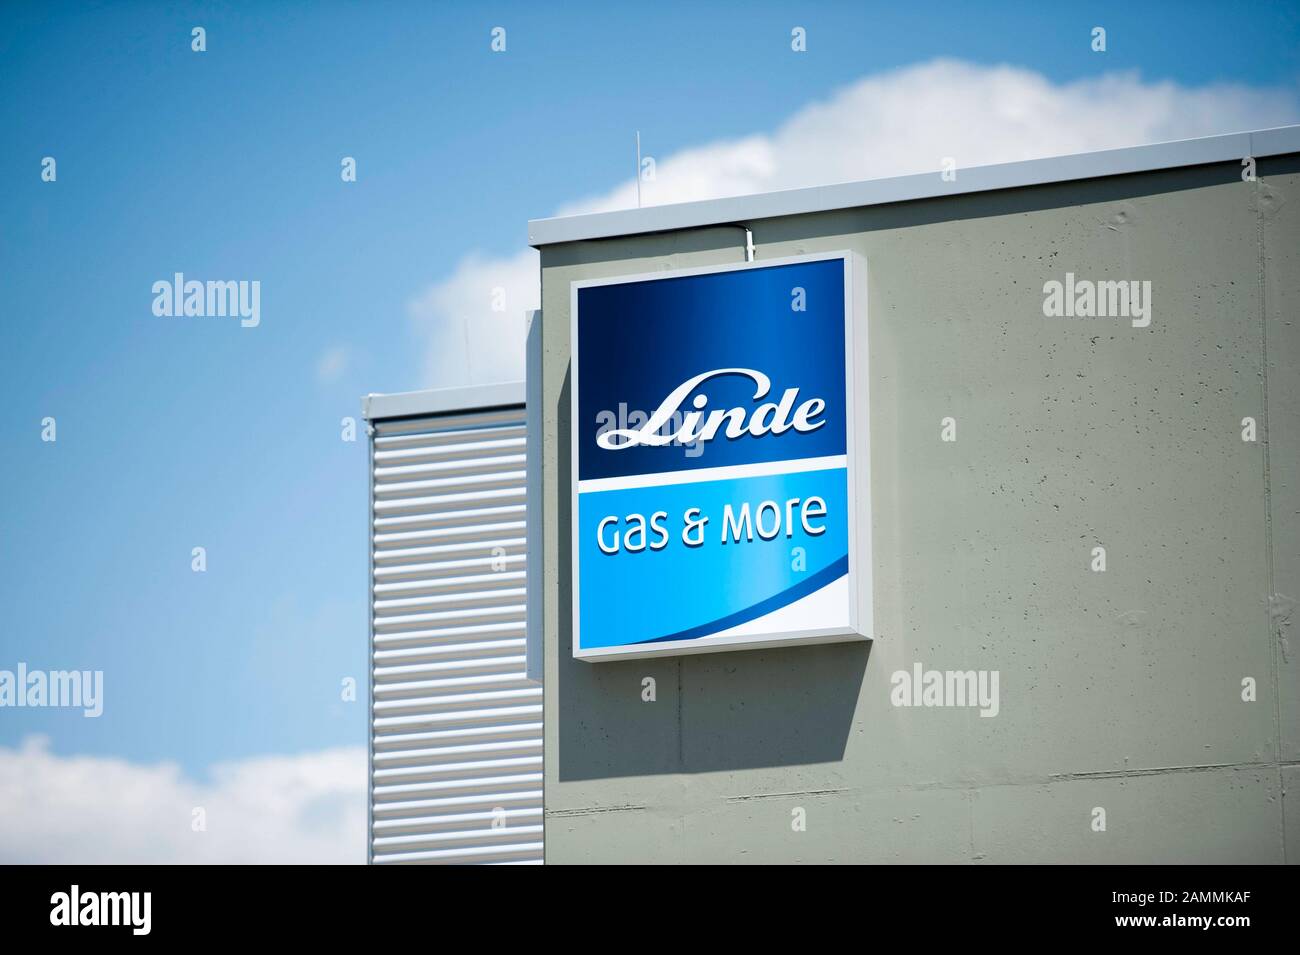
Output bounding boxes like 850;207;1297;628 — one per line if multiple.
570;251;870;660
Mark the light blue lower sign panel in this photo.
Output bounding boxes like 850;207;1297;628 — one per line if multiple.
577;462;850;653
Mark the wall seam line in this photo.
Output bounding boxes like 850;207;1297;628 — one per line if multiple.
1252;143;1284;864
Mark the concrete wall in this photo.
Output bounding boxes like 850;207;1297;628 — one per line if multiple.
536;156;1300;863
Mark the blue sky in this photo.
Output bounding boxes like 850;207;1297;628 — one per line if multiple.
1;0;1298;797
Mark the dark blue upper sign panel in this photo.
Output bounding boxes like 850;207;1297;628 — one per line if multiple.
575;257;847;482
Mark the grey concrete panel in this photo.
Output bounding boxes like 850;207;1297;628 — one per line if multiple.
539;157;1297;863
1261;158;1300;763
1283;765;1300;864
971;767;1281;864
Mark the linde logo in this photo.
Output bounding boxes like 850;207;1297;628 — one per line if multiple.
594;367;826;451
50;885;151;936
571;253;862;661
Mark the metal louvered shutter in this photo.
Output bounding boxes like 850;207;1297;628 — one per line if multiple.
368;398;542;865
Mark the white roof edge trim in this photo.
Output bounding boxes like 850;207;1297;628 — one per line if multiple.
362;381;525;421
528;124;1300;247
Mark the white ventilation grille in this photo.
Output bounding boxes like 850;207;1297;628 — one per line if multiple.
369;405;542;864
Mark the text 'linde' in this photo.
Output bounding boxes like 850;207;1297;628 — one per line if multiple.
596;368;826;450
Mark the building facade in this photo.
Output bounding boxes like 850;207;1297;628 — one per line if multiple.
527;128;1300;863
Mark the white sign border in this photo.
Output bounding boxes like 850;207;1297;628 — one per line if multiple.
569;250;869;662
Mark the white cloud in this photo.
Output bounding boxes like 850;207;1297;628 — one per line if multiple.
409;250;536;389
0;736;365;863
410;58;1299;387
316;345;351;384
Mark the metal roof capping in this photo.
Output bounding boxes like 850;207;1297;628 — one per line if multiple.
363;382;526;422
527;124;1300;248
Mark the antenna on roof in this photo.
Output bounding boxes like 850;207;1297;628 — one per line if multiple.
635;131;642;209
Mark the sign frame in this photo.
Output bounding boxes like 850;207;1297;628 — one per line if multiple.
569;250;869;661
